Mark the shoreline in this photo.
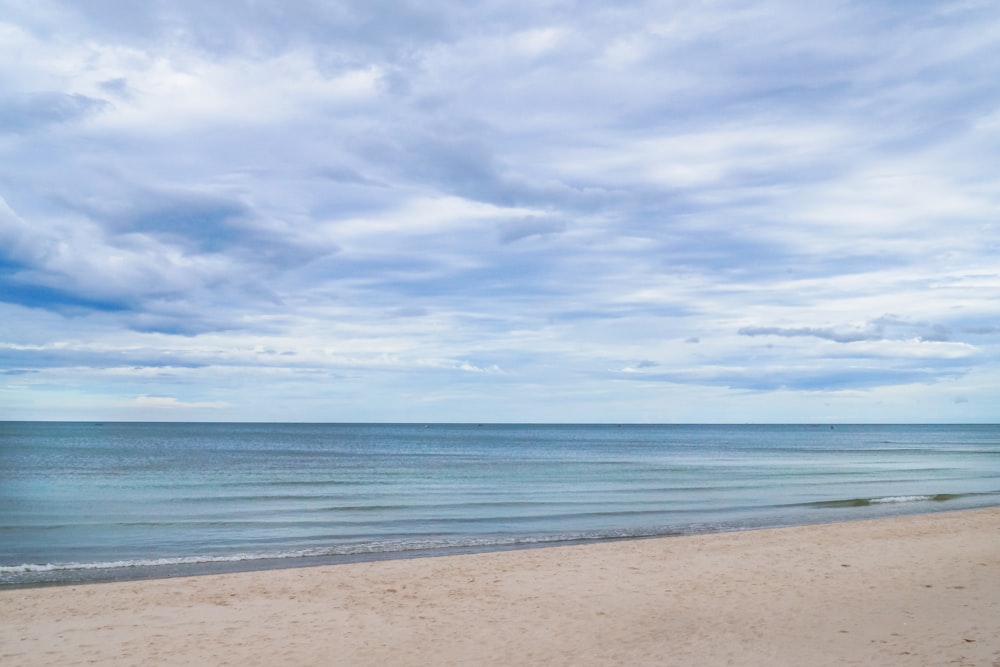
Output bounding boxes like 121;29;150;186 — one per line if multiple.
3;507;998;665
5;499;996;590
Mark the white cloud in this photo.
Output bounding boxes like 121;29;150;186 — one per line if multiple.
2;0;999;422
89;53;384;133
131;395;230;409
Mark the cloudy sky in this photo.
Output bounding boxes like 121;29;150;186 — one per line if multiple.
2;1;998;422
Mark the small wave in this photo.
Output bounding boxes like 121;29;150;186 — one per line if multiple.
0;554;267;575
0;527;688;577
808;493;962;508
870;495;933;504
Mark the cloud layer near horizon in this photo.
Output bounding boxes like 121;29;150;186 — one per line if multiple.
2;0;999;422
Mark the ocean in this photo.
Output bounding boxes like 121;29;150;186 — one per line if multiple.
2;422;998;587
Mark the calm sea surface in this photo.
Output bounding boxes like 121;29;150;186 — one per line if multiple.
2;422;998;587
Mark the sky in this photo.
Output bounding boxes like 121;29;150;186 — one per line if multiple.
1;0;999;423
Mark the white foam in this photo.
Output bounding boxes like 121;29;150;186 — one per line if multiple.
0;530;671;577
0;553;267;574
869;495;932;504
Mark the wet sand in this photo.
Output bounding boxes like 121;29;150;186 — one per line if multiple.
2;508;999;666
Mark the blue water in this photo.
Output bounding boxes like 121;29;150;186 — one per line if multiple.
2;422;999;587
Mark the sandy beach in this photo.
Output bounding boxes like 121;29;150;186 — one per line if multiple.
2;508;998;666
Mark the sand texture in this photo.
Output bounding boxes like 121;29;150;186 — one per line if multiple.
2;508;999;666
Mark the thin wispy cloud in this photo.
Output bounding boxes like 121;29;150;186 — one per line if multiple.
1;1;998;422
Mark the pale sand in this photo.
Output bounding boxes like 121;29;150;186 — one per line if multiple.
2;509;999;666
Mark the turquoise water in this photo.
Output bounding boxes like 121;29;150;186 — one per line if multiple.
2;422;999;586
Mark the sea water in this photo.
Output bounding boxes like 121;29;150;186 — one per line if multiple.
2;422;998;587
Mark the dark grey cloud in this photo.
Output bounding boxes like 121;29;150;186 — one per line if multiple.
962;326;1000;336
726;367;966;393
738;318;970;346
56;186;253;251
738;325;884;344
497;217;567;244
42;0;456;62
0;92;110;134
917;324;952;343
99;78;131;97
617;361;971;393
357;130;603;211
0;278;132;314
0;344;207;371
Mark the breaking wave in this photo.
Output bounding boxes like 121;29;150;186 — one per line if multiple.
807;493;964;509
0;527;693;579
